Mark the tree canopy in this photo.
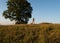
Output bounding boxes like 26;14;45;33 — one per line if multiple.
3;0;33;24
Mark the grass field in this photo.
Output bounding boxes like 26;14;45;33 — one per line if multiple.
0;23;60;43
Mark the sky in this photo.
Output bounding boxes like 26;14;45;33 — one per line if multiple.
0;0;60;25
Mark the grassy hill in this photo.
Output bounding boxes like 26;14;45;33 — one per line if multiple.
0;23;60;43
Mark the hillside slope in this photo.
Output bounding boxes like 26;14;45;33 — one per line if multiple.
0;23;60;43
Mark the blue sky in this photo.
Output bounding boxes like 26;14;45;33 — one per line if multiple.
0;0;60;25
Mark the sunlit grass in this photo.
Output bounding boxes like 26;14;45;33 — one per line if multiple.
0;23;60;43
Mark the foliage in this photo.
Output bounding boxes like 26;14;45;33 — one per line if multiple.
3;0;33;24
0;24;60;43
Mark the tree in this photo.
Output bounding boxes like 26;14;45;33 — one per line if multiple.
3;0;33;24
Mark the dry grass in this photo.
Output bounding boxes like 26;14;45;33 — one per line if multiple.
0;23;60;43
